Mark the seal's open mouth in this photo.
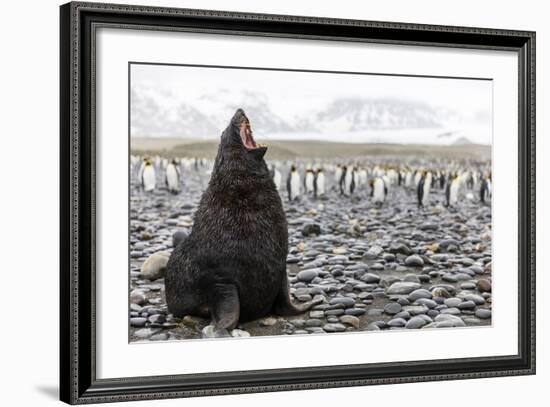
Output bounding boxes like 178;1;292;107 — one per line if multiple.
239;119;260;150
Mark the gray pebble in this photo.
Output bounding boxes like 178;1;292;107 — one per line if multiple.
384;302;402;315
475;308;492;319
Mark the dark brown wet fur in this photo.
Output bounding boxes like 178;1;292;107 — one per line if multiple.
165;109;314;331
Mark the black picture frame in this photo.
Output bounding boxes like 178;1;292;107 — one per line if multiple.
60;1;536;404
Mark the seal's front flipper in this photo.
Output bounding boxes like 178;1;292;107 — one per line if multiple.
209;283;240;331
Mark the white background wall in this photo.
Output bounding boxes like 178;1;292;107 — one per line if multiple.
0;0;545;405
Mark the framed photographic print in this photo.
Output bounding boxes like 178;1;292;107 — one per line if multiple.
60;1;536;404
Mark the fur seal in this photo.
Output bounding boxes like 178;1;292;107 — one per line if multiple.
165;109;314;332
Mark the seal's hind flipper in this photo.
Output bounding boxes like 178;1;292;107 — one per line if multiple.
209;283;240;331
272;269;320;316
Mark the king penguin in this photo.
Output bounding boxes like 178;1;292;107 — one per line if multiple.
370;177;387;206
287;165;301;202
340;165;355;196
439;171;446;189
357;167;368;189
405;170;414;188
270;165;282;191
445;173;460;207
480;172;492;204
305;167;315;195
417;171;432;208
334;164;343;188
165;158;181;193
314;168;325;198
141;158;156;192
414;170;423;188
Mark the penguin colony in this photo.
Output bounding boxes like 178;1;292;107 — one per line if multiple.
131;154;492;209
130;143;493;341
131;155;211;195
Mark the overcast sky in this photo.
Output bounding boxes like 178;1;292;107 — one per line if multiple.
130;63;493;145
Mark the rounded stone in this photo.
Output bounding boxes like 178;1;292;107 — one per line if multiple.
431;287;451;298
464;294;486;305
302;223;322;237
434;314;466;327
475;308;492;319
172;229;188;248
405;255;424;267
305;319;323;327
140;251;170;281
130;317;147;327
297;269;319;282
384;302;402;315
329;297;356;308
444;298;462;308
394;311;411;320
386;282;421;295
360;273;381;283
458;300;476;310
323;323;346;332
441;307;461;315
406;316;429;329
416;298;437;309
134;328;161;339
387;318;407;328
408;289;432;301
150;333;169;341
231;329;251;338
345;308;366;316
259;317;278;326
130;289;146;305
339;315;360;328
477;279;492;293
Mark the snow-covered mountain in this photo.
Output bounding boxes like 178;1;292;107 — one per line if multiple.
131;88;219;138
317;98;442;130
131;87;489;145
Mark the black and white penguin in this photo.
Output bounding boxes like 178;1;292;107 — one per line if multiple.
314;168;325;198
480;172;492;204
334;164;343;188
466;172;474;189
439;171;446;189
417;171;432;208
387;168;398;186
165;158;181;193
397;169;403;186
357;167;368;189
287;165;301;202
445;173;460;207
270;165;282;190
340;165;355;196
141;158;156;192
154;155;162;170
304;167;315;195
431;171;438;189
130;155;139;178
339;166;346;195
370;177;387;205
414;170;423;188
405;169;414;188
137;158;144;184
